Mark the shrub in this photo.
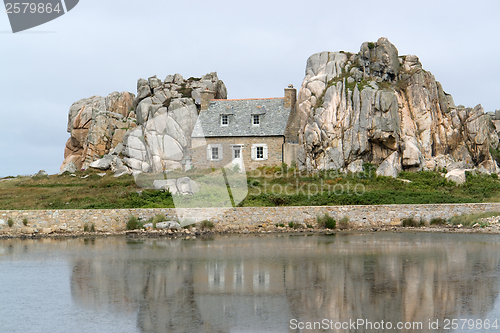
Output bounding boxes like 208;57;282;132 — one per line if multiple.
449;212;500;227
152;214;167;228
126;216;142;230
275;223;285;228
288;221;300;229
338;216;350;230
317;213;336;229
402;217;425;228
22;218;28;226
83;223;89;232
7;218;14;228
200;220;214;229
368;42;375;49
430;217;447;225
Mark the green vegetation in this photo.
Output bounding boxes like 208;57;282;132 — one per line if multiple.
7;218;14;228
143;214;168;229
22;218;28;226
449;212;500;227
83;223;95;232
288;221;300;229
126;216;142;230
338;216;349;230
402;217;425;228
367;42;375;49
239;167;500;207
3;165;500;211
0;170;174;210
199;220;214;229
430;217;447;225
317;213;336;229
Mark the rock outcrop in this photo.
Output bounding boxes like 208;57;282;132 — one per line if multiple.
60;92;136;171
296;37;499;176
60;72;227;175
122;72;227;173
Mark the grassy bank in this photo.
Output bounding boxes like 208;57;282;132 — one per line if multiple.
1;164;500;210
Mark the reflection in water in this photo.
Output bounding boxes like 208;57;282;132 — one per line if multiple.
2;233;500;332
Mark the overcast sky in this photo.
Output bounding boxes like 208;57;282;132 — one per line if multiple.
1;0;499;177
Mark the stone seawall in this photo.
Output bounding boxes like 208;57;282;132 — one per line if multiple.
2;203;500;234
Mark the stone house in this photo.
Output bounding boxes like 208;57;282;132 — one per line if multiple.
190;86;300;170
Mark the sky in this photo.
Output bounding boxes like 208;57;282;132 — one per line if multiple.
1;0;499;177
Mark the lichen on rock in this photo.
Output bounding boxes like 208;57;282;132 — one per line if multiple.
297;37;499;176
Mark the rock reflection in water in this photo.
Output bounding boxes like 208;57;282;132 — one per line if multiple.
67;234;500;332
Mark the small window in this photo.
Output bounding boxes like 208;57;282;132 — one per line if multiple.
207;144;223;161
256;146;263;159
252;114;260;125
212;147;219;160
221;114;228;126
251;144;268;161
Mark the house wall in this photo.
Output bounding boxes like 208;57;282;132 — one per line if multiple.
283;143;300;166
191;136;285;170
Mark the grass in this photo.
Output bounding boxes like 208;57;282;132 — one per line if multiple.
401;217;425;228
317;213;336;229
144;214;168;228
7;218;13;228
338;216;349;230
22;218;28;226
3;166;500;210
0;170;174;210
83;223;95;232
449;212;500;227
430;217;447;225
126;216;143;230
199;220;214;229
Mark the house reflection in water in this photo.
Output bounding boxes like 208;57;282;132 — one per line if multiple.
69;234;500;333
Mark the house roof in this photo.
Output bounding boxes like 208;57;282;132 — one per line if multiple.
192;97;291;138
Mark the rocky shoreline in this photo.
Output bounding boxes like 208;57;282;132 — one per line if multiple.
2;223;500;240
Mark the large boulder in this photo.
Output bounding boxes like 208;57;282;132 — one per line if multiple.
60;92;136;171
123;73;226;173
297;37;499;177
60;72;227;176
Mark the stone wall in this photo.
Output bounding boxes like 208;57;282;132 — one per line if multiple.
191;136;285;170
2;203;500;234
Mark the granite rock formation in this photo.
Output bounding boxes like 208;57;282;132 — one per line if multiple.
122;72;227;173
296;37;500;176
60;92;136;171
60;72;227;175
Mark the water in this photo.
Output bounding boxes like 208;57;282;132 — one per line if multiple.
1;233;500;332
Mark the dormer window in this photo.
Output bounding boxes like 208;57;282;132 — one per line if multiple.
252;114;260;126
221;114;228;126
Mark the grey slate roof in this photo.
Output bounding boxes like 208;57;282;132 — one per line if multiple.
192;98;291;138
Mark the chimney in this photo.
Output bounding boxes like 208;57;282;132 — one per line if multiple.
200;89;215;111
284;84;297;108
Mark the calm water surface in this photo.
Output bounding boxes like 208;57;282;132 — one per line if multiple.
1;233;500;333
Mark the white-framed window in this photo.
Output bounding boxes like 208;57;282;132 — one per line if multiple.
251;144;268;161
221;114;228;126
234;147;241;159
207;144;223;161
212;147;219;160
252;114;260;126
